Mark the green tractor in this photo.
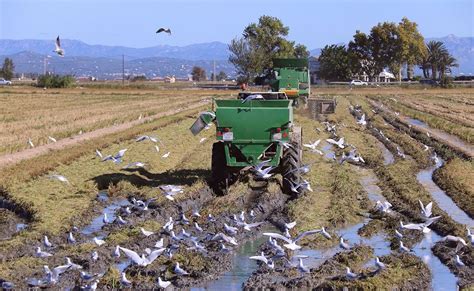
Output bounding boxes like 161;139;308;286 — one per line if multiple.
191;92;304;197
270;58;310;106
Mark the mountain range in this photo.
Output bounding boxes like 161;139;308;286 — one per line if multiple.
0;35;472;79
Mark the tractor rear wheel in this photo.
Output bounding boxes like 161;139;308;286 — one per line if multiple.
211;142;233;195
281;127;304;198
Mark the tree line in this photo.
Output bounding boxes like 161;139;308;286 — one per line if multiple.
318;17;458;82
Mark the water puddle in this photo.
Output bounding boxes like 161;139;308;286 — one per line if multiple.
416;157;473;227
80;191;130;236
321;142;336;160
406;118;474;154
191;236;268;290
375;140;394;165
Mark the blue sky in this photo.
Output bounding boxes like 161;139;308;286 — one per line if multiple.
1;0;472;49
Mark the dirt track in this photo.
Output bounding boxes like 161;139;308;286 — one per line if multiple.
0;100;207;170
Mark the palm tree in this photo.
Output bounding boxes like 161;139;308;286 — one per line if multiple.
422;41;457;80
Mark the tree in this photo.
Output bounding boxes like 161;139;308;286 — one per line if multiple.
294;44;310;59
398;17;426;79
318;44;351;81
370;22;403;80
229;15;308;82
348;31;377;81
1;58;15;80
216;71;227;81
191;66;206;81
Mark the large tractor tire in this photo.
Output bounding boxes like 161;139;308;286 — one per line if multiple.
281;127;304;198
211;142;233;195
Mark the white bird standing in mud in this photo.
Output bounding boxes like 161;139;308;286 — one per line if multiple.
375;200;392;213
199;137;207;143
95;149;103;159
140;227;154;237
44;235;53;248
455;255;465;267
67;232;76;244
93;237;105;246
157;277;172;288
48;136;57;143
375;257;386;270
399;241;412;252
36;247;53;258
357;114;367;126
339;237;351;250
28;138;35;148
467;228;474;245
174;262;189;275
49;174;69;184
346;267;358;279
162;152;171;158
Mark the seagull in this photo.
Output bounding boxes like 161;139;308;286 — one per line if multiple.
118;246;166;266
442;235;467;246
28;138;34;148
54;36;64;57
95;149;103;159
375;200;392;213
303;139;321;151
48;136;57;143
346;267;358;279
113;245;121;258
67;232;76;244
375;257;386;270
396;147;406;159
162;152;170;158
163;217;174;232
357;114;367;126
157;277;172;288
339;237;351;250
155;145;160;153
298;258;310;273
285;221;297;230
320;227;332;239
154;238;164;248
192;209;201;218
44;235;53;248
103;213;111;224
419;200;433;218
224;223;238;236
65;257;83;270
179;212;190;225
200;137;207;143
236;221;264;231
211;232;238;246
123;162;146;169
174;262;189;275
136;135;159;143
241;94;264;103
116;215;127;225
159;185;184;201
249;251;269;264
400;217;440;233
399;241;412;252
326;137;345;149
156;28;172;34
395;230;403;239
49;174;69;183
455;255;465;267
36;247;52;258
467;228;474;245
120;272;132;287
43;264;71;284
91;251;99;261
93;237;106;246
423;145;430;151
263;229;323;250
254;166;275;179
194;222;204;233
140;227;154;237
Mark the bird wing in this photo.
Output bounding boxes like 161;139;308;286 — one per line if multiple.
326;138;337;145
425;202;433;217
146;248;166;263
53;264;71;277
249;255;267;263
294;229;322;242
313;139;321;147
262;232;292;244
246;222;264;228
56;36;61;49
156;28;165;33
119;247;143;264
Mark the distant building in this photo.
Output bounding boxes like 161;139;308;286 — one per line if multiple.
309;57;320;84
379;70;395;82
164;76;176;83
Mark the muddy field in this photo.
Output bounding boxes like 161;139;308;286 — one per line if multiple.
0;87;472;290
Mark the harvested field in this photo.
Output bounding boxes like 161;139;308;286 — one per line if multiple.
0;87;472;290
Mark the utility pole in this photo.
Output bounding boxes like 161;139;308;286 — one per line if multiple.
122;54;125;85
213;60;216;82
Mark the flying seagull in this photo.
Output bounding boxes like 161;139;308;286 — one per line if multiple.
156;28;172;34
263;229;323;250
242;94;264;103
54;36;64;57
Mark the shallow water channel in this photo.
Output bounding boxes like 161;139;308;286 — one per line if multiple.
417;157;473;227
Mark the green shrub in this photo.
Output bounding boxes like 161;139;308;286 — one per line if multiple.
439;76;454;88
37;74;75;88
